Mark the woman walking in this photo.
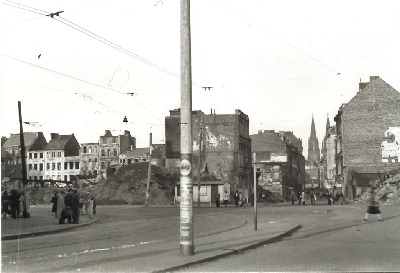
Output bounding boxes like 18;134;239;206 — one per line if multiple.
56;191;66;224
364;187;382;221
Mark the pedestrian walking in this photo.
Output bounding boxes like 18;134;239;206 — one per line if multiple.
8;189;19;219
310;191;316;205
290;190;295;205
88;195;94;219
56;191;66;224
297;191;301;205
301;190;306;205
234;191;240;207
223;191;229;207
215;192;221;208
50;192;58;217
364;187;382;221
1;190;9;219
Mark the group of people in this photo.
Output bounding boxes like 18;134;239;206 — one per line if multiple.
289;189;345;206
50;189;96;224
215;190;245;208
1;189;31;219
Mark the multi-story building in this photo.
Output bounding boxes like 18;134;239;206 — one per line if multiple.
251;130;305;198
1;132;47;187
165;109;252;199
80;143;100;179
334;76;400;200
321;117;337;190
99;130;136;178
44;133;80;182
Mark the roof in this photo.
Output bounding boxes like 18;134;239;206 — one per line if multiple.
46;135;72;150
2;132;39;149
122;148;149;158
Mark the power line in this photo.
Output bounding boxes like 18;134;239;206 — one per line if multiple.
213;0;340;74
2;53;163;124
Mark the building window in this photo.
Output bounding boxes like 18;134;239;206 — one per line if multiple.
29;153;32;159
57;151;62;157
28;164;33;170
52;163;55;170
40;152;43;158
39;176;43;180
51;151;56;157
39;163;43;171
83;146;87;153
34;153;38;159
75;162;79;169
101;162;105;169
69;162;74;169
101;149;105;156
47;163;50;170
34;164;38;170
57;163;61;170
107;149;111;156
64;175;68;181
95;158;98;162
88;158;92;162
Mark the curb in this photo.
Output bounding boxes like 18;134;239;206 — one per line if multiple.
1;218;100;241
152;224;302;273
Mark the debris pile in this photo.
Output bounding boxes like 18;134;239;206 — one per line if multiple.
88;162;178;205
357;174;400;205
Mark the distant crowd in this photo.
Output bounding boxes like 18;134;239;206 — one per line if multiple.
1;188;97;225
288;188;345;206
51;189;97;224
1;189;31;219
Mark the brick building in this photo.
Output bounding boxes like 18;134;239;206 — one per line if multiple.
251;130;305;198
334;76;400;199
98;130;136;178
165;109;252;199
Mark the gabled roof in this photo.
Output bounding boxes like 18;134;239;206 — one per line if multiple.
46;135;73;150
2;132;39;149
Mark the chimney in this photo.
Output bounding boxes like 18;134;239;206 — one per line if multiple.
359;82;369;91
104;130;112;137
370;76;379;81
50;133;59;140
258;130;262;134
211;108;213;114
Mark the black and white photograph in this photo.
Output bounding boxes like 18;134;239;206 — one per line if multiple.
1;0;400;272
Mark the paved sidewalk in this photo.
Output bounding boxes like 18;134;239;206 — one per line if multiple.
1;205;99;240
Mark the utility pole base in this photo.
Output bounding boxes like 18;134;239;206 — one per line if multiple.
180;244;194;255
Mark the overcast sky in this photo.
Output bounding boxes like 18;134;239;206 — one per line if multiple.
1;0;399;157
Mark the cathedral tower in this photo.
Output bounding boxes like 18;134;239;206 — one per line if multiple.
307;116;321;165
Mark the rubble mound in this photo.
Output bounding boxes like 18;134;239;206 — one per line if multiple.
88;162;178;205
357;174;400;205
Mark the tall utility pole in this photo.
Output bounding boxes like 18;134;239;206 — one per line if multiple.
180;0;194;256
145;132;152;206
197;124;202;207
18;101;28;200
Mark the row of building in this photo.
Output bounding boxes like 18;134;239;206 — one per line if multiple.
2;76;400;201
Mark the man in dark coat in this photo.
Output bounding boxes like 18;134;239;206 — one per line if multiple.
215;192;220;208
71;190;80;224
8;190;20;219
234;191;240;207
64;189;73;224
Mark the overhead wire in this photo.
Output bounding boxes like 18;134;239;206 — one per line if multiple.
213;0;340;74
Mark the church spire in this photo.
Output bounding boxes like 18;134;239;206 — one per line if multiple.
308;115;321;165
326;114;330;132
